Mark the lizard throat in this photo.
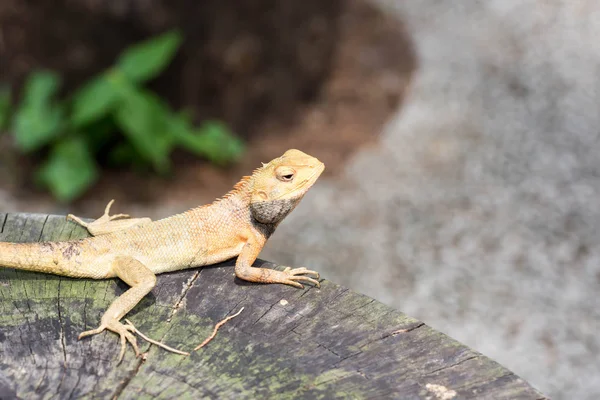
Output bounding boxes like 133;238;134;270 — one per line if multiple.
250;198;299;225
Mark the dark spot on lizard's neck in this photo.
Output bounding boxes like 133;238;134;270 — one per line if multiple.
252;219;277;239
250;198;299;240
250;198;298;225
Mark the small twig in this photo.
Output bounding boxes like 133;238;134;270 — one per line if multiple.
193;307;244;351
124;319;190;356
392;328;410;335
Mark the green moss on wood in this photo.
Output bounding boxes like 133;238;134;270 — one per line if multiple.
0;213;546;399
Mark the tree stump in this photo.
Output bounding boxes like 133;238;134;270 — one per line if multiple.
0;213;546;399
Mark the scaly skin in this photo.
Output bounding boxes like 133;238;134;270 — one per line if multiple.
0;149;325;362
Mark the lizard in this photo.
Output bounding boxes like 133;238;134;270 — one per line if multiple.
0;149;324;362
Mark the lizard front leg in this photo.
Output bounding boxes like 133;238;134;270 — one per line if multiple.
78;256;157;362
67;199;152;236
234;237;320;288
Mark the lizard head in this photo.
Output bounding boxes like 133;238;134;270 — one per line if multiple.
249;149;325;225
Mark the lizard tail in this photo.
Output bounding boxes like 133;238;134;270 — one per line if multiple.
0;240;106;279
0;241;56;272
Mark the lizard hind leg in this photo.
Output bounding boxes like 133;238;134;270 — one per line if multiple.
67;199;152;236
78;256;157;363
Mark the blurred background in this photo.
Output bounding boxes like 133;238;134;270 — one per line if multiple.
1;1;599;398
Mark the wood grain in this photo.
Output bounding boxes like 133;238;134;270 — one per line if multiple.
0;213;547;399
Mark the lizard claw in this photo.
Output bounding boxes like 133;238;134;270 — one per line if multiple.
102;200;130;221
66;199;130;229
103;199;116;215
78;325;106;339
78;318;140;363
117;329;140;363
66;213;89;227
282;267;321;288
67;199;147;237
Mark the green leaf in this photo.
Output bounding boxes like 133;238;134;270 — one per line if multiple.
12;71;64;152
12;106;63;151
70;72;120;127
117;30;183;83
21;71;60;106
0;86;10;130
36;137;98;202
113;87;174;172
170;118;244;165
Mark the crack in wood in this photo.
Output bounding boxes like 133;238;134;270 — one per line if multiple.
166;271;201;324
67;369;84;400
0;214;7;234
37;215;50;243
328;287;350;304
427;355;479;376
16;215;29;242
16;323;35;365
54;278;69;397
88;361;104;396
252;302;277;325
111;270;204;398
357;322;426;352
332;349;364;368
347;298;376;314
299;282;321;298
317;343;342;358
29;214;71;399
227;298;247;318
33;360;48;394
81;281;89;338
111;357;145;400
391;322;425;335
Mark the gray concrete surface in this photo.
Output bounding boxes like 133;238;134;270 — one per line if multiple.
264;1;600;399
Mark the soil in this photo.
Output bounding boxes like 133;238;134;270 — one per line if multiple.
0;0;415;218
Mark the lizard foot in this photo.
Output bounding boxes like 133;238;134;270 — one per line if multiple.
67;200;150;236
67;199;130;228
78;317;140;363
280;267;321;289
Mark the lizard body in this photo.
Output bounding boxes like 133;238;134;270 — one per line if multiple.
0;149;324;361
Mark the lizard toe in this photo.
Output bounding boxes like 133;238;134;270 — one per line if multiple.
78;325;106;340
118;332;127;363
101;318;142;363
108;213;130;221
125;332;140;357
103;199;116;216
66;214;89;228
282;280;304;289
287;275;320;288
285;267;320;279
116;331;140;363
281;267;321;288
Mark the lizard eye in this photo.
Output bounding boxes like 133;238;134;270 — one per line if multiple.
276;167;295;182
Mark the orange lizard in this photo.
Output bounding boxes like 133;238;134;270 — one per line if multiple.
0;149;324;361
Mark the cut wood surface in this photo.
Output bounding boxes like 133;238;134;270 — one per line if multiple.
0;213;546;399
